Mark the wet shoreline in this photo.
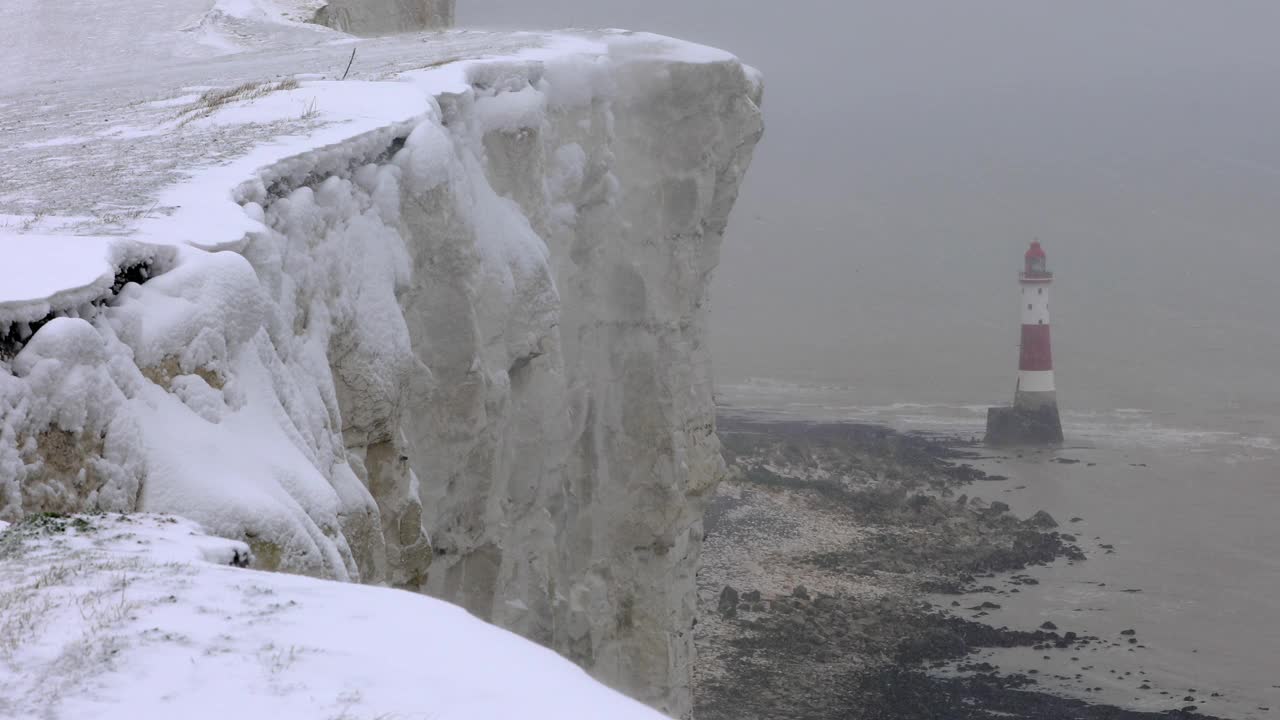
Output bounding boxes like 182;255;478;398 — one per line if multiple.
692;415;1225;720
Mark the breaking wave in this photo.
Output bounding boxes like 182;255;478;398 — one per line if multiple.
717;379;1279;455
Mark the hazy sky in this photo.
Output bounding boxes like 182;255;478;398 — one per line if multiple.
461;2;1280;424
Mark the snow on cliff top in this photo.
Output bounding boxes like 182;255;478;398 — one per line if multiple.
0;0;744;321
0;514;667;720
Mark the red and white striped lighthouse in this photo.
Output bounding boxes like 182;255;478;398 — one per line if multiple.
1016;241;1055;409
986;241;1064;444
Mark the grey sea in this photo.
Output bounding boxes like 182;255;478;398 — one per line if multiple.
716;380;1279;718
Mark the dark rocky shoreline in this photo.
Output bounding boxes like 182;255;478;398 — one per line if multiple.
692;415;1223;720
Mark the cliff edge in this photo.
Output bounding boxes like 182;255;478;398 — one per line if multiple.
0;7;762;716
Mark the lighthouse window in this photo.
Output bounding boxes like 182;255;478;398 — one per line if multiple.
1038;288;1043;295
1027;304;1032;310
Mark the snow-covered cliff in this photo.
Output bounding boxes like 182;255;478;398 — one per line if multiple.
0;9;761;716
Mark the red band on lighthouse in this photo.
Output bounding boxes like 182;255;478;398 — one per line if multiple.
1019;324;1053;371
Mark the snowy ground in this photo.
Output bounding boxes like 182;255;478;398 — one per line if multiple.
0;0;735;312
0;514;666;720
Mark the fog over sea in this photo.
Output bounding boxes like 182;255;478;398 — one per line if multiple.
467;0;1280;440
465;2;1280;716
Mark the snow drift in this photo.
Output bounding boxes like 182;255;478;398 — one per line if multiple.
0;514;667;720
0;15;762;717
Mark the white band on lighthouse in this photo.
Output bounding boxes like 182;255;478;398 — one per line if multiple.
1020;286;1050;326
1017;370;1055;393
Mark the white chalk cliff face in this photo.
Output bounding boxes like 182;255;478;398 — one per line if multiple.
0;20;761;718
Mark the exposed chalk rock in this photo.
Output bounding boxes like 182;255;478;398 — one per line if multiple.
314;0;454;35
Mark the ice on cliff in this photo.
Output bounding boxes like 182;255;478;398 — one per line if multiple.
0;2;762;715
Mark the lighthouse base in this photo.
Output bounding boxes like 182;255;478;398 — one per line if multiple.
985;402;1063;446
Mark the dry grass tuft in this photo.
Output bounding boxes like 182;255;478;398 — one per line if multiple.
176;78;301;127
